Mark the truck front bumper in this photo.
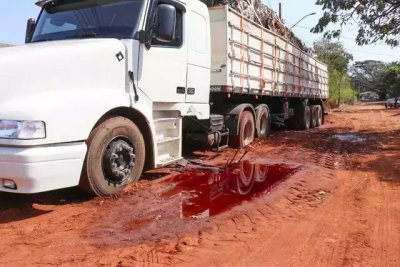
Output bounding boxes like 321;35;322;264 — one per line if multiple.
0;142;87;194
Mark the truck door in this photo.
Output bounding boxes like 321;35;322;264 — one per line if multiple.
138;7;187;103
186;10;211;104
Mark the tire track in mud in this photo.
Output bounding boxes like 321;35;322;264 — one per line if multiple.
285;161;352;265
309;136;345;178
373;158;400;267
243;116;377;266
292;108;400;266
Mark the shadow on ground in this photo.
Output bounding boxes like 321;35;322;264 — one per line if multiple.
0;188;90;223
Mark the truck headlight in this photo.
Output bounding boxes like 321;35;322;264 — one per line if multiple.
0;120;46;139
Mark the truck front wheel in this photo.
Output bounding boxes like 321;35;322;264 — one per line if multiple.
79;116;145;196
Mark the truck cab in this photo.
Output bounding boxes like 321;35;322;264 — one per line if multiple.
0;0;212;196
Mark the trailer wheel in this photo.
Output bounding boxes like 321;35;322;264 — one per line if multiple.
316;105;323;127
79;116;145;197
310;105;318;128
255;105;271;139
231;111;255;148
298;104;311;130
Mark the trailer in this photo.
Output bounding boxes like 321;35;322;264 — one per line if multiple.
210;6;328;99
0;0;328;196
191;6;328;148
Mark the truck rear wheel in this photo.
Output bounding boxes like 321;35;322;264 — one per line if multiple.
255;105;271;139
231;111;255;148
298;104;311;130
310;105;318;128
316;105;323;127
79;116;145;197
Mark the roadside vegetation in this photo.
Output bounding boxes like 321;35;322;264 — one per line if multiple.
313;39;355;107
352;60;400;101
312;0;400;105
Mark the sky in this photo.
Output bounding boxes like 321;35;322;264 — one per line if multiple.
0;0;399;63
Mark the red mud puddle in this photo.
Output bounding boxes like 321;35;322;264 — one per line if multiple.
162;161;300;219
84;161;300;245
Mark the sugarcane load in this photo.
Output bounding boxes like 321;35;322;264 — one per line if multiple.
201;0;312;53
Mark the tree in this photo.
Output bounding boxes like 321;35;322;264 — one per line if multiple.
383;62;400;103
312;0;400;47
313;39;354;106
350;60;386;99
314;40;353;72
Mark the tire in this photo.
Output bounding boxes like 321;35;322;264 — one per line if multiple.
316;105;323;127
255;105;271;139
298;103;311;130
79;116;146;197
230;111;255;148
310;105;318;129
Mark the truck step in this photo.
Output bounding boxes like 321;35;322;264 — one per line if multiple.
153;113;182;168
154;118;179;123
156;155;182;167
157;136;181;145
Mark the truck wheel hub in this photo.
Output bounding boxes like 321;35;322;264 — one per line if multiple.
103;138;136;184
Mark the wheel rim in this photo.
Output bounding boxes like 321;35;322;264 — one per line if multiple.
102;137;136;185
243;119;254;146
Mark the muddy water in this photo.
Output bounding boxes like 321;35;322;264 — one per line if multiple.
331;133;367;143
162;161;300;218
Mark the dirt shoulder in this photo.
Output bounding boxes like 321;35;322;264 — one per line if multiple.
0;102;399;266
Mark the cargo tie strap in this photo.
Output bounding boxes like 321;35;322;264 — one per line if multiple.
300;51;304;95
272;37;277;95
283;39;289;96
240;15;245;95
259;29;266;96
273;37;280;95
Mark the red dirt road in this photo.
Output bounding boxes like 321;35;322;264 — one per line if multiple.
0;102;399;266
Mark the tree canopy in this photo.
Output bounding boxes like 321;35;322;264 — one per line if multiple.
348;60;400;100
382;62;400;99
313;39;353;73
312;0;400;47
313;40;355;105
350;60;386;97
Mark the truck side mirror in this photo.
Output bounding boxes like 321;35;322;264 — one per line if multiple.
25;18;36;43
155;4;176;42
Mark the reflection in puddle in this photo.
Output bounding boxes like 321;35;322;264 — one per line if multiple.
162;161;300;219
331;133;366;143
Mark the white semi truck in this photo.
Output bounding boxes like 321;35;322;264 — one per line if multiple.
0;0;328;196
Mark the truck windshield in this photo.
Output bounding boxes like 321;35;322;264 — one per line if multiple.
32;0;144;42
